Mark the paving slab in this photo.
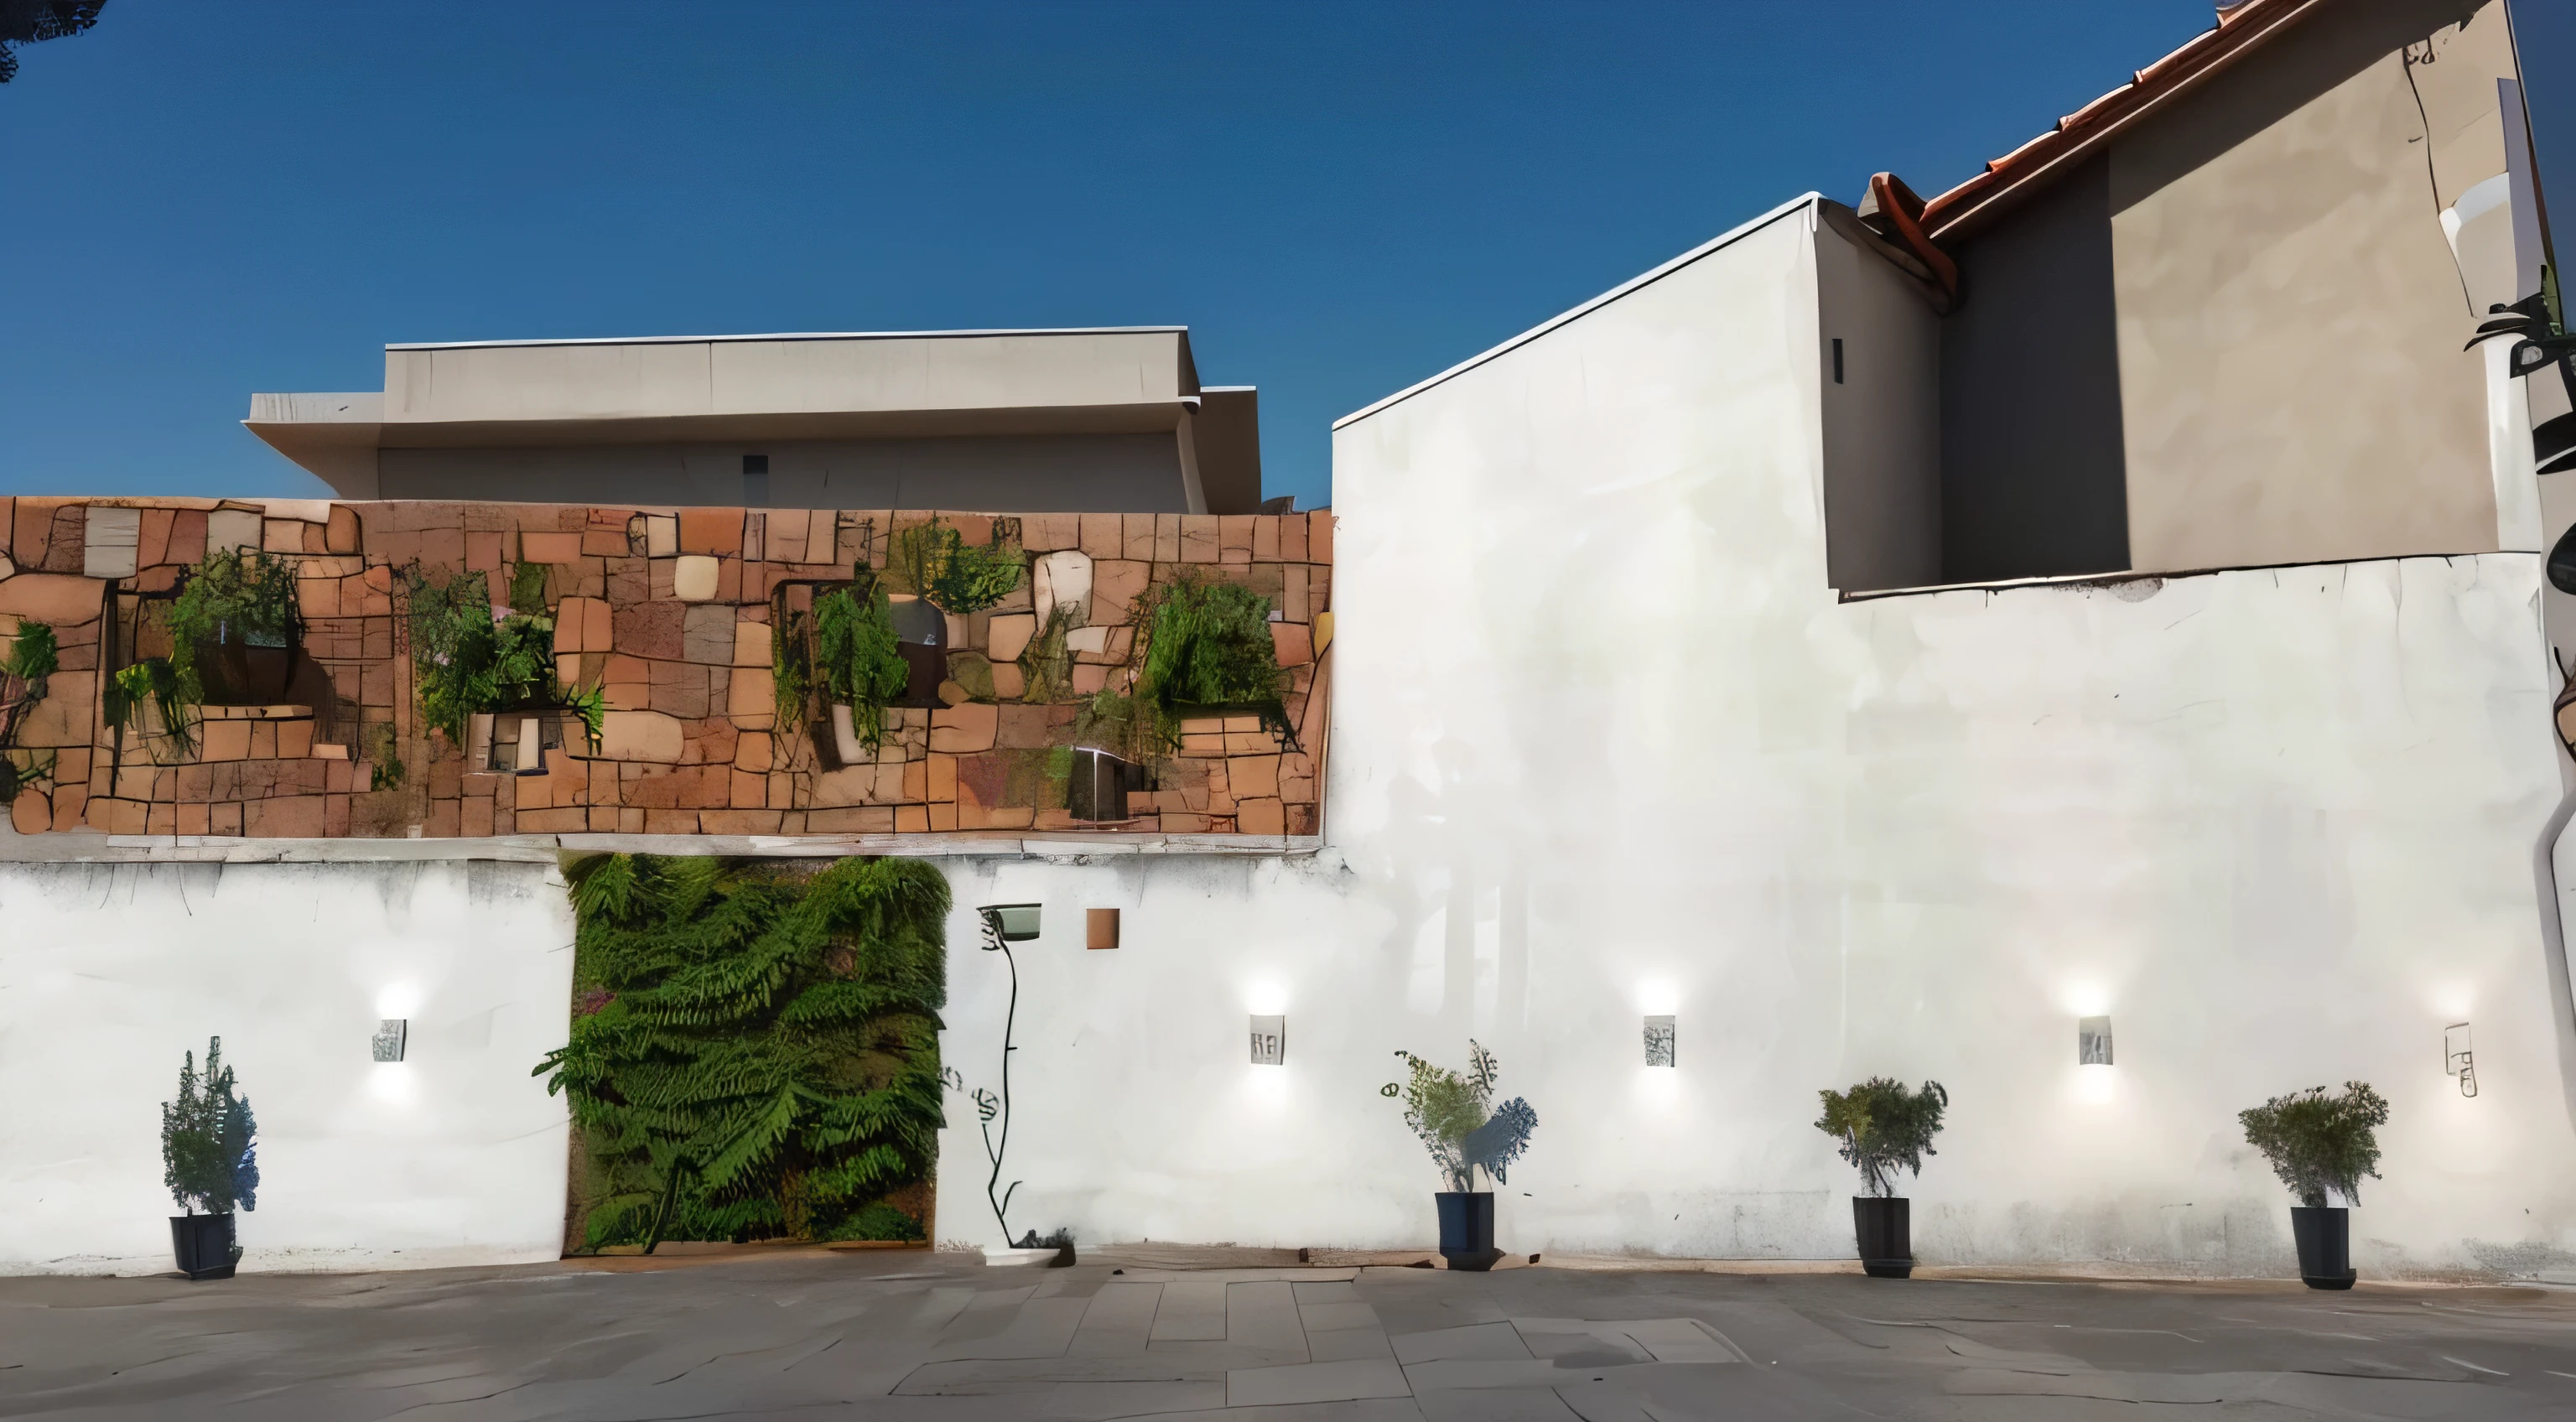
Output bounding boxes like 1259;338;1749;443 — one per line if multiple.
1;1251;2571;1419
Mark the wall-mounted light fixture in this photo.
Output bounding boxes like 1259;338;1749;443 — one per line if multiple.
1644;1015;1675;1067
1249;1015;1285;1065
2445;1022;2476;1098
980;903;1041;942
2078;1016;2113;1066
372;1019;408;1062
1087;907;1120;950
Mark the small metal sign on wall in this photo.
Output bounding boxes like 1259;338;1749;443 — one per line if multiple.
1249;1015;1285;1066
372;1019;408;1062
1643;1015;1675;1067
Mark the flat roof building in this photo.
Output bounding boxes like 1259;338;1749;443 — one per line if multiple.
245;326;1262;513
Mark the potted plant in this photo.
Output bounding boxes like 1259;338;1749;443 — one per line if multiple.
160;1035;257;1280
1815;1077;1947;1278
2238;1081;2388;1290
404;566;604;765
1134;574;1295;748
1382;1041;1537;1271
167;548;300;704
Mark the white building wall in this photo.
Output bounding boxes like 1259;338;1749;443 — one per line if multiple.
7;199;2574;1281
934;200;2576;1279
0;860;574;1274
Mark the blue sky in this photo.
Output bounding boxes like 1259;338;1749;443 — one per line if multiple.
0;2;2559;511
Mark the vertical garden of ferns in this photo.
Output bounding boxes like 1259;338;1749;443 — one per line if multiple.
537;853;950;1250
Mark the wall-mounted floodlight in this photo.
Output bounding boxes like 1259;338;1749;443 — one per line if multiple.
979;904;1042;942
372;1020;408;1062
2445;1022;2476;1098
1644;1015;1675;1067
1249;1015;1285;1066
2078;1016;2113;1066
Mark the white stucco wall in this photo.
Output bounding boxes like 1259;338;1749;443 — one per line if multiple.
0;860;574;1274
932;200;2576;1280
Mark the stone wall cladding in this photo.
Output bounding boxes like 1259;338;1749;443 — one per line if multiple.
0;498;1332;842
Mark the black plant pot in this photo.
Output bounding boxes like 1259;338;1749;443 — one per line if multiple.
170;1212;237;1281
192;624;297;705
1852;1196;1912;1279
1436;1191;1502;1271
2291;1206;2355;1290
896;642;948;708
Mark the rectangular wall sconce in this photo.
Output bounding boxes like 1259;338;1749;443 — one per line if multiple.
372;1019;408;1062
1087;907;1120;950
1249;1015;1285;1066
2078;1016;2113;1066
2445;1022;2475;1098
1644;1015;1675;1067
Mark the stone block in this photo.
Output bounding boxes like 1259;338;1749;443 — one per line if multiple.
278;719;314;759
1270;621;1312;667
521;530;583;563
1090;560;1149;624
249;795;327;838
726;666;775;729
1181;515;1220;563
614;601;686;660
81;507;139;579
464;530;505;573
986;612;1036;663
682;603;736;663
673;554;719;602
678;508;741;556
10;787;49;834
735;730;772;773
701;809;783;835
597;710;686;763
200;719;252;762
733;620;773;667
929;703;997;753
1231;754;1280;799
0;574;104;624
326;505;361;553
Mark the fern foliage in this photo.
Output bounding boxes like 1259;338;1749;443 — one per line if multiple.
536;854;951;1250
1135;574;1291;746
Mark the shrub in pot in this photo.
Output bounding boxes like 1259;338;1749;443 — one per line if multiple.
1381;1041;1537;1270
160;1036;258;1280
167;548;300;705
2238;1081;2387;1290
1815;1077;1947;1278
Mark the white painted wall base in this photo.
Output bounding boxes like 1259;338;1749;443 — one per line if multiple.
0;861;574;1275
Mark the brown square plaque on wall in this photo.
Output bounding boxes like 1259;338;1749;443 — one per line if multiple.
1086;908;1119;950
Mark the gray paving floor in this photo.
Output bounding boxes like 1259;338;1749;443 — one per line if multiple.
3;1248;2574;1419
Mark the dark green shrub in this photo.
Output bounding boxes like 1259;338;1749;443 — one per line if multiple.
535;854;949;1250
1816;1077;1948;1197
1135;575;1289;745
0;620;58;800
162;1035;258;1218
2240;1082;2389;1207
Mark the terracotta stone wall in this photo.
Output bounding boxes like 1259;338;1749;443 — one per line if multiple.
0;497;1332;840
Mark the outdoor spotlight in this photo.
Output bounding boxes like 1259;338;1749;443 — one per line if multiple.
372;1019;408;1062
1644;1015;1675;1067
2445;1022;2476;1098
1249;1015;1285;1066
2078;1015;2112;1066
979;903;1042;943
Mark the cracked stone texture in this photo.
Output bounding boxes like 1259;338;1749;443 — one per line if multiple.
3;1250;2573;1419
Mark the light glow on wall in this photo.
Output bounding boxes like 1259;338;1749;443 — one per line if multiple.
376;983;422;1019
1635;979;1680;1015
1245;981;1290;1015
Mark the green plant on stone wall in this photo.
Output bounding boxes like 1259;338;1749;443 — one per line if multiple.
1133;574;1291;747
106;657;196;759
403;566;597;749
506;559;551;615
1816;1078;1948;1198
362;719;405;791
0;620;59;802
1018;605;1078;704
2239;1082;2389;1208
888;517;1024;615
165;548;299;700
810;580;909;750
535;854;950;1251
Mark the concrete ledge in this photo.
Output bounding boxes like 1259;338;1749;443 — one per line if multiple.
0;828;1325;864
